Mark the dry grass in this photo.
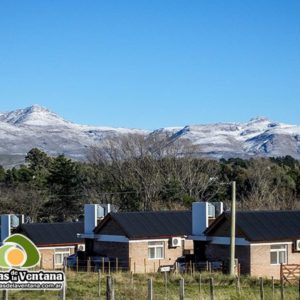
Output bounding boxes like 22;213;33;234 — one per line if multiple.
7;271;300;299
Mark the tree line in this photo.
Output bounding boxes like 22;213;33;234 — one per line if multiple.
0;135;299;222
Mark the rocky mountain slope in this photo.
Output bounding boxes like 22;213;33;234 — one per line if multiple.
0;105;299;166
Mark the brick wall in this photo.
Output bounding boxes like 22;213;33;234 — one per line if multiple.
39;248;55;269
92;238;192;273
250;243;300;279
129;240;185;273
39;247;75;270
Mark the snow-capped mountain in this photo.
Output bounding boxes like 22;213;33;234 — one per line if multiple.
0;105;299;167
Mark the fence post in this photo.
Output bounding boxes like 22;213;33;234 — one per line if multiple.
59;277;66;300
2;290;8;300
129;257;131;272
98;270;101;298
298;275;300;300
147;278;153;300
108;261;111;275
180;278;184;300
280;276;284;300
106;276;112;300
164;272;168;300
271;276;274;299
209;278;214;300
134;262;136;274
259;277;265;300
102;257;105;274
199;274;202;299
130;271;134;286
206;261;209;272
116;258;118;272
40;253;43;269
63;257;66;273
88;257;92;272
236;275;241;296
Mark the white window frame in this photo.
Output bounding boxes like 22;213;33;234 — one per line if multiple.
270;244;288;265
148;241;164;260
54;248;71;266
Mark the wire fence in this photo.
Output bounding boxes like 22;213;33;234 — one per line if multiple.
5;269;300;300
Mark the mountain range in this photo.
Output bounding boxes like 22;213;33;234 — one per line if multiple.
0;105;299;167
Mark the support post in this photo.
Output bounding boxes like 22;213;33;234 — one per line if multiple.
259;277;265;300
230;181;236;276
147;278;153;300
98;270;101;298
180;278;184;300
106;276;112;300
2;290;8;300
209;278;214;300
76;256;79;273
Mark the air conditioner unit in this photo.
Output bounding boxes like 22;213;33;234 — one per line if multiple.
294;240;300;252
171;237;182;248
77;244;86;252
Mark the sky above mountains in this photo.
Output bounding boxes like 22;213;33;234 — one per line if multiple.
0;1;299;129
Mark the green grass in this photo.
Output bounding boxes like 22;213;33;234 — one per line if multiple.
7;271;300;299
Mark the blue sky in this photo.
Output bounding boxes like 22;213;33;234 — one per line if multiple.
0;1;299;129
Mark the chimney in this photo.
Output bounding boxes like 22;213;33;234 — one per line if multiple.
192;201;224;236
192;202;209;236
0;214;25;243
1;215;11;243
84;204;99;235
84;204;113;235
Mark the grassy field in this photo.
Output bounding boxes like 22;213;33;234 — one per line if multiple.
7;271;299;299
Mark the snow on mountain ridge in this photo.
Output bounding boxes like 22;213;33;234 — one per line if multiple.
0;105;300;164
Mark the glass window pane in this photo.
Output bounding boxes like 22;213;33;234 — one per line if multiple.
271;245;286;250
279;251;286;264
148;248;155;259
55;254;62;264
156;247;163;259
270;252;277;264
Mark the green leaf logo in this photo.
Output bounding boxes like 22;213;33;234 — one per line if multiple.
0;234;40;268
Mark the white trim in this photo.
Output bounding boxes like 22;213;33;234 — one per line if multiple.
188;235;208;241
96;235;129;243
38;246;77;250
129;238;169;243
251;242;293;246
78;233;94;239
270;243;288;265
208;236;250;246
54;249;71;266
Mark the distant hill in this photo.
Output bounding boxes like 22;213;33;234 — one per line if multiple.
0;105;299;167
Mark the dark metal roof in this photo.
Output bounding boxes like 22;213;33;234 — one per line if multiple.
107;211;192;239
19;222;84;246
207;210;300;242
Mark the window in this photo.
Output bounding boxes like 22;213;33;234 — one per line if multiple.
54;248;71;266
270;244;287;265
148;241;164;259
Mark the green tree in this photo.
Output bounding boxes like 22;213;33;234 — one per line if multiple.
46;155;84;221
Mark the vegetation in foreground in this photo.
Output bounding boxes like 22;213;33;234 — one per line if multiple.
1;143;300;222
8;271;299;300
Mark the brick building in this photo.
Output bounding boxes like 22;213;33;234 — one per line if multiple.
202;210;300;279
18;222;84;269
82;205;193;273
